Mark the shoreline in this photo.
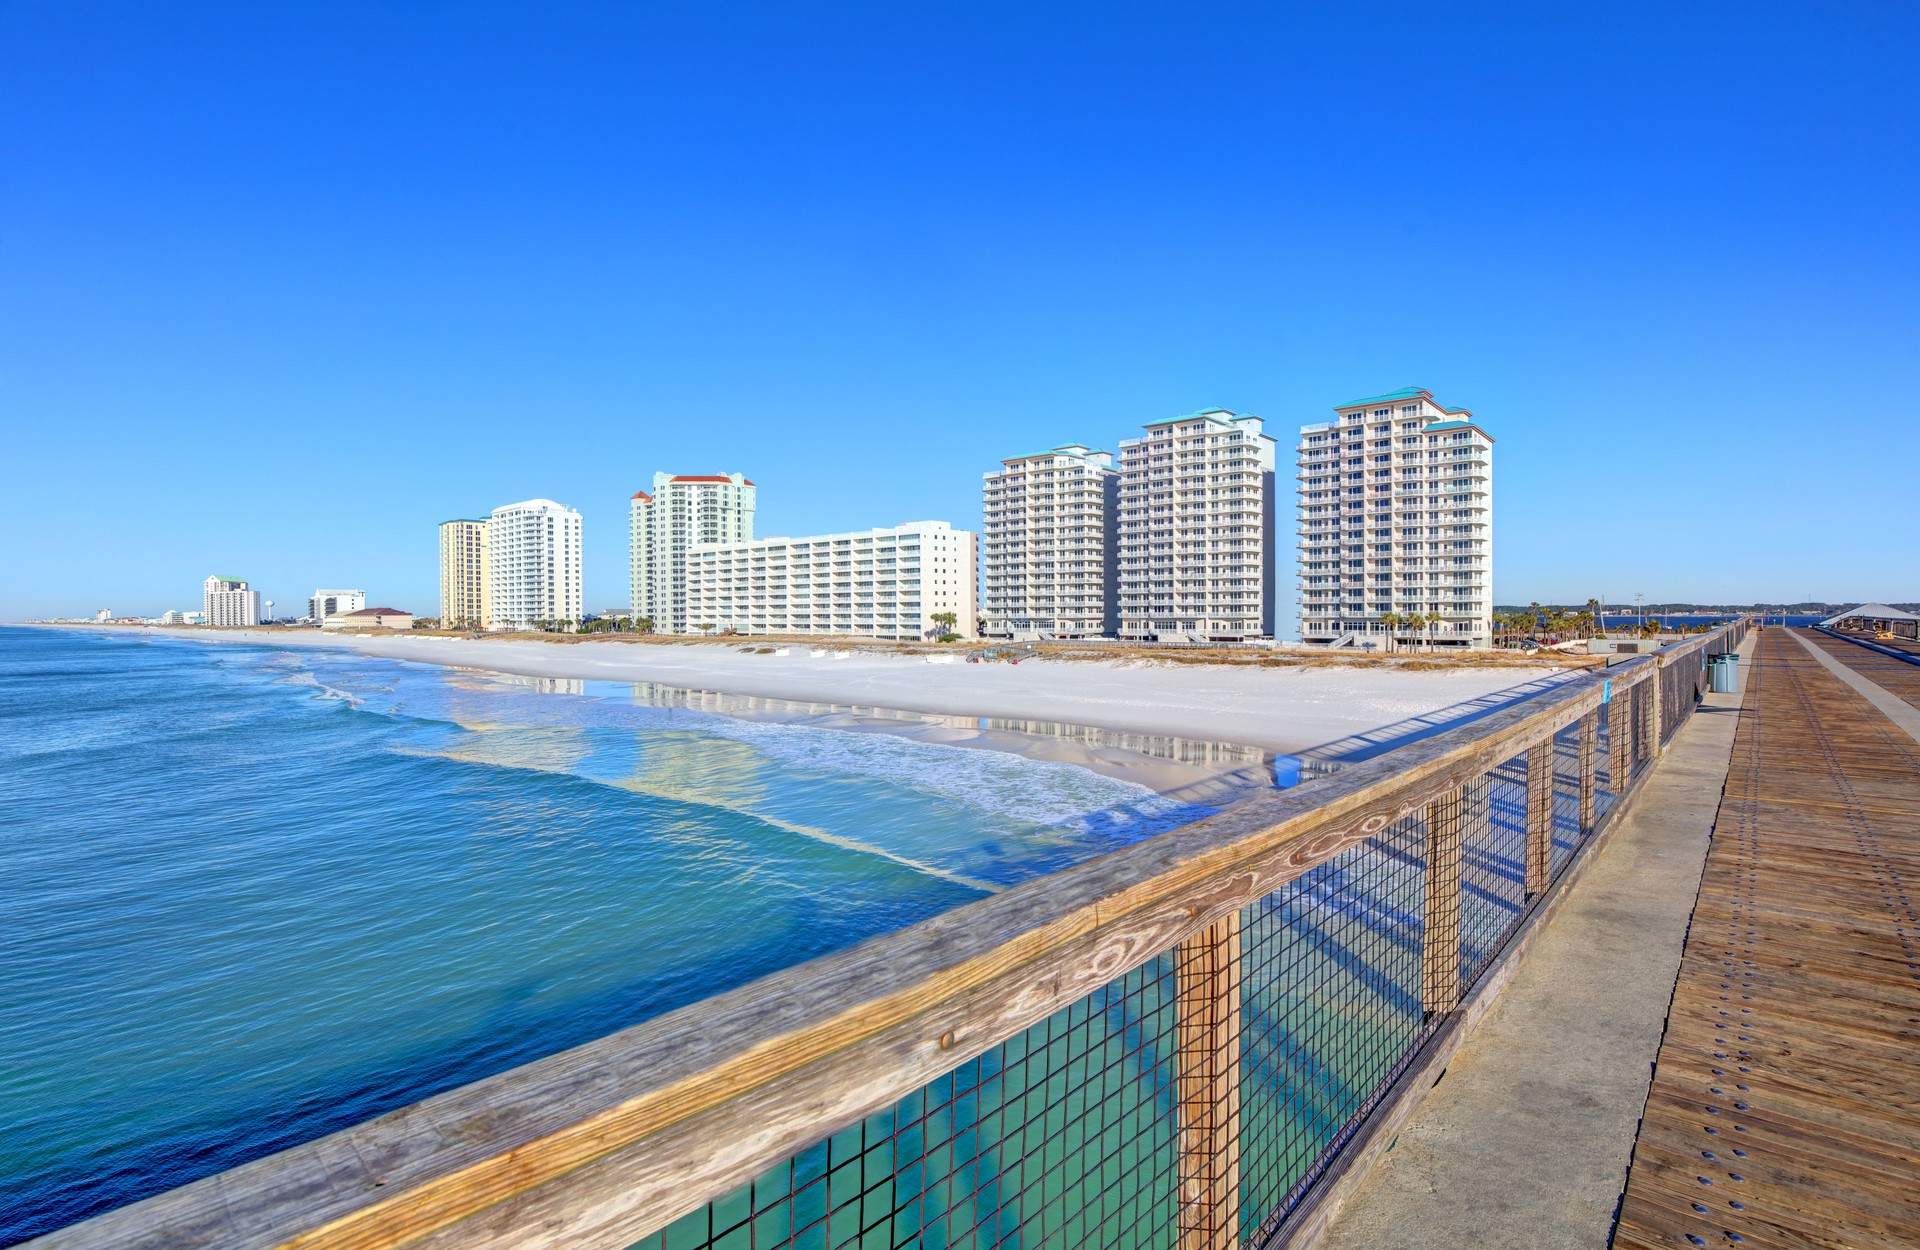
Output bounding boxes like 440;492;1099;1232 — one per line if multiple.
73;625;1573;768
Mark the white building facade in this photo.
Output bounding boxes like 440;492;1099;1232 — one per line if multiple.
202;575;262;627
684;521;977;641
1296;388;1494;648
486;499;584;630
1115;409;1277;642
309;589;366;625
630;473;756;634
981;445;1119;640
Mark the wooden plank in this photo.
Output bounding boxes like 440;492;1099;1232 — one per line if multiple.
1421;789;1464;1017
31;653;1650;1250
1524;741;1551;897
1177;914;1241;1250
1615;629;1920;1250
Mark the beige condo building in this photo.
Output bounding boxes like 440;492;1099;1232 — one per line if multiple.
438;518;491;629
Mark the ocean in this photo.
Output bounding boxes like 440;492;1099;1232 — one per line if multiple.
0;628;1251;1244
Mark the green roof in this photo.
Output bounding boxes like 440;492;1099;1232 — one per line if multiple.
212;574;246;583
1334;387;1431;410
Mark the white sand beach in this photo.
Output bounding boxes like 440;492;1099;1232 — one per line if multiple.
145;629;1573;759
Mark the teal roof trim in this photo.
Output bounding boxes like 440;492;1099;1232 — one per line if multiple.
212;574;247;583
1333;387;1431;410
1140;408;1243;429
1004;445;1111;463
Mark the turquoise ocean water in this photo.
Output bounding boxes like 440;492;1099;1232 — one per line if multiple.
0;628;1246;1245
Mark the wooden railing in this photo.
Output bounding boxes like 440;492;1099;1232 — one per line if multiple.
29;622;1747;1250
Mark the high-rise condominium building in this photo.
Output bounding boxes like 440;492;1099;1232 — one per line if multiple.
1115;409;1277;642
309;589;367;624
486;499;583;630
1296;388;1494;648
630;473;756;634
438;518;491;629
981;445;1119;640
202;575;262;627
685;521;977;641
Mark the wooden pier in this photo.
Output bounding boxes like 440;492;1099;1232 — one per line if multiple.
1802;627;1920;711
1614;627;1920;1248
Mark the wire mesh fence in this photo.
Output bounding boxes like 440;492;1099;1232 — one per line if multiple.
629;699;1661;1250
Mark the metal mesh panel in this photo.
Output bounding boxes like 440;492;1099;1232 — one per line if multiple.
1595;704;1616;823
1550;719;1583;877
627;678;1691;1250
1457;755;1528;989
1237;815;1428;1243
632;953;1186;1250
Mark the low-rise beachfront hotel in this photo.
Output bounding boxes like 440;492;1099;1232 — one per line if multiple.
201;574;261;627
629;472;756;634
437;519;490;630
981;445;1119;640
486;499;583;630
1296;388;1494;647
308;588;365;626
683;520;977;640
1115;409;1279;642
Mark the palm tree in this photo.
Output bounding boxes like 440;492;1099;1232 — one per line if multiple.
1379;611;1402;652
1425;610;1446;651
635;616;655;635
930;611;958;640
697;622;715;637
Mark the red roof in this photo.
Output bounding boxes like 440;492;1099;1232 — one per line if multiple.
669;475;755;486
631;490;652;501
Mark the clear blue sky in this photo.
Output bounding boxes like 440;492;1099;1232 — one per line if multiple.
4;2;1915;624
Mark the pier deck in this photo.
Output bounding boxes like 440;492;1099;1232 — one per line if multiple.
1801;627;1920;711
1613;628;1920;1248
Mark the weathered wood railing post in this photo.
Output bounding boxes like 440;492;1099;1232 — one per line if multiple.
1524;742;1551;898
1177;914;1241;1250
1611;686;1633;785
1421;789;1463;1020
1578;712;1598;832
1651;655;1666;754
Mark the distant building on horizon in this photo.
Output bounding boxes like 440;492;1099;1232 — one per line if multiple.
1296;388;1494;648
1115;409;1278;642
94;609;111;622
685;520;976;641
629;473;756;634
202;575;262;627
438;518;491;630
981;445;1119;640
309;589;366;625
487;499;583;630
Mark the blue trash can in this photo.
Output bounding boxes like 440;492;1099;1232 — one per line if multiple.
1709;653;1739;693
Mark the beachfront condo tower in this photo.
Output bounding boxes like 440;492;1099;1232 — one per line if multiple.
981;445;1119;640
202;575;262;627
1114;409;1278;642
486;499;584;630
1296;388;1495;648
437;519;491;629
629;473;756;634
685;520;976;641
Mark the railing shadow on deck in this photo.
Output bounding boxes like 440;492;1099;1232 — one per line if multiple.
24;622;1749;1250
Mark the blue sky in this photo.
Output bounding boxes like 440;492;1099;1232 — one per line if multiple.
4;2;1915;624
